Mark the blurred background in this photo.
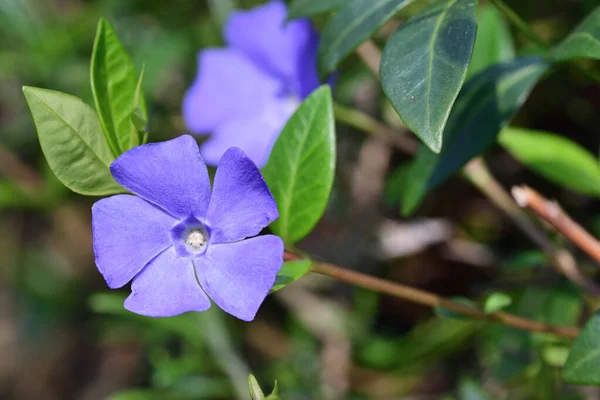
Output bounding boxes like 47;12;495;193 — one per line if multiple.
1;0;600;398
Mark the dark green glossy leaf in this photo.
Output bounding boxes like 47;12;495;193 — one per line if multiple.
288;0;342;19
499;128;600;197
270;259;313;293
467;5;514;78
551;5;600;61
91;18;147;155
263;86;335;245
318;0;414;78
22;87;123;196
382;0;478;153
563;310;600;385
483;293;512;314
401;57;549;215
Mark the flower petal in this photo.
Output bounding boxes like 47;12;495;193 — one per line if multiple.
182;48;283;133
92;194;176;289
124;248;211;317
224;1;320;94
110;135;211;219
195;235;284;321
200;98;295;167
206;148;278;244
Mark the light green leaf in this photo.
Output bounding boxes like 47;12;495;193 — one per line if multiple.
249;375;265;400
401;57;549;215
467;5;515;78
266;382;280;400
483;293;512;314
270;259;313;293
263;86;335;245
381;0;478;153
318;0;415;78
22;87;124;196
288;0;342;19
550;5;600;61
563;310;600;385
91;18;147;155
499;128;600;197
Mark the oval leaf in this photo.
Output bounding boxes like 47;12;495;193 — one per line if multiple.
91;18;147;155
318;0;414;78
483;293;512;314
381;0;478;153
270;259;313;293
248;375;266;400
550;5;600;62
499;128;600;197
563;310;600;385
288;0;342;19
467;5;515;78
400;57;549;215
22;86;123;196
263;85;335;245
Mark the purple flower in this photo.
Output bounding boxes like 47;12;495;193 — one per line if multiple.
182;0;320;167
91;135;284;321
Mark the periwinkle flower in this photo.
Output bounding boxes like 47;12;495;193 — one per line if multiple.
182;0;320;167
92;135;283;321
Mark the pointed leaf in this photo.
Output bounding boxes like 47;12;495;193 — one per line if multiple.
318;0;415;78
401;57;549;215
263;86;335;245
270;259;313;293
22;87;123;196
288;0;342;19
499;128;600;197
467;5;515;78
381;0;478;153
91;18;147;155
563;310;600;385
550;5;600;61
249;375;265;400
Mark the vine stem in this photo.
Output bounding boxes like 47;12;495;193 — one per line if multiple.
512;185;600;266
349;40;600;296
284;251;580;339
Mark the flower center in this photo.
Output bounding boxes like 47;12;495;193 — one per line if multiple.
185;229;207;251
170;216;210;258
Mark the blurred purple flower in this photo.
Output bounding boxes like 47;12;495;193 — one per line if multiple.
92;135;283;321
182;0;320;167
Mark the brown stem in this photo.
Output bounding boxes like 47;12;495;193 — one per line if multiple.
512;185;600;266
285;252;579;339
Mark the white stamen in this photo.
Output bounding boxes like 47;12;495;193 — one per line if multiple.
186;229;206;250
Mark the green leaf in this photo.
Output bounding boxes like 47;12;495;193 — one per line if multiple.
563;310;600;385
91;18;147;155
499;128;600;197
318;0;414;78
270;259;313;293
265;382;280;400
401;57;549;215
467;5;515;78
458;378;492;400
288;0;342;19
248;375;265;400
483;293;512;314
22;87;124;196
550;5;600;61
263;86;335;245
381;0;478;153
